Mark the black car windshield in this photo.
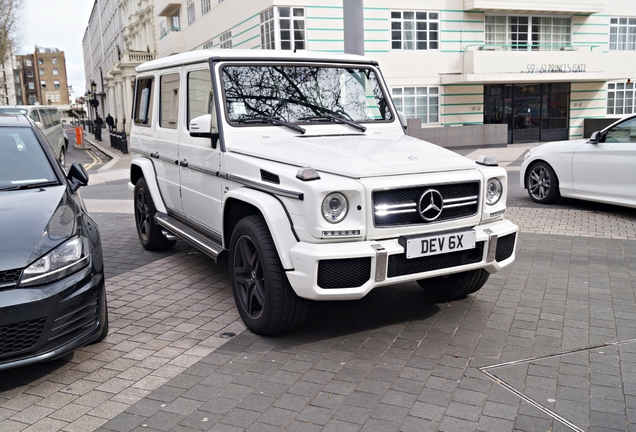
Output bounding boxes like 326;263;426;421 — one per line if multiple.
222;64;393;125
0;127;58;190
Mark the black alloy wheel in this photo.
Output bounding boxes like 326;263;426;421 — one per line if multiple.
133;177;175;250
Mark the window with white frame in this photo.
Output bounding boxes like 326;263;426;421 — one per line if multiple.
391;11;439;50
392;86;439;124
26;59;32;67
27;70;33;78
260;8;275;50
52;58;57;64
39;68;44;76
187;0;195;25
609;17;636;51
220;31;232;49
53;69;58;76
203;39;214;49
28;82;34;90
202;0;210;15
485;15;571;50
54;80;60;88
41;80;46;88
607;82;634;115
259;7;306;50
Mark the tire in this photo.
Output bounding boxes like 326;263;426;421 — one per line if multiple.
134;177;176;251
417;269;490;301
526;161;560;204
59;147;66;169
229;215;308;335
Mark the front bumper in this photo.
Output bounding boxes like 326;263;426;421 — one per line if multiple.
0;262;107;371
287;219;518;300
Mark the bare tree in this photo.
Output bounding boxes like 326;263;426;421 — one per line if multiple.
0;0;23;105
0;0;23;62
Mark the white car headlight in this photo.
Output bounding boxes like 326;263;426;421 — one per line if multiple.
20;236;90;287
485;178;503;205
322;192;348;223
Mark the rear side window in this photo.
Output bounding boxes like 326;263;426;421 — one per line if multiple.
134;77;154;126
160;73;180;130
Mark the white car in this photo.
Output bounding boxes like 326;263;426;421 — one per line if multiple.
520;115;636;208
129;50;518;335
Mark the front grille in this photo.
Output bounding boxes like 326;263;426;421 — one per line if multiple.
49;291;99;342
0;318;46;356
496;233;516;262
317;258;371;289
0;268;22;290
373;181;480;227
387;242;485;278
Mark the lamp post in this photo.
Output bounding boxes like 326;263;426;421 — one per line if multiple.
90;80;98;138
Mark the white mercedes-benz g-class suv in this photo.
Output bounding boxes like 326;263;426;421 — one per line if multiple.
129;50;518;335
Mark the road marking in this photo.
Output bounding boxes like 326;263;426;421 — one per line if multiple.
83;150;102;171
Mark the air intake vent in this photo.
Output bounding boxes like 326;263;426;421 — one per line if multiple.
260;170;280;184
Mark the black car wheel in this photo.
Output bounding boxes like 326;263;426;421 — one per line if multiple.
59;147;66;169
229;215;308;335
526;161;560;204
134;177;175;250
417;269;490;301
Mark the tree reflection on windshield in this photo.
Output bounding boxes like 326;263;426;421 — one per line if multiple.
221;65;392;124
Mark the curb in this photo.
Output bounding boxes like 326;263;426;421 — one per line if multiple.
84;136;121;171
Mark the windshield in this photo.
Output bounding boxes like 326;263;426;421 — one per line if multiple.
0;127;58;190
0;107;28;115
221;64;393;125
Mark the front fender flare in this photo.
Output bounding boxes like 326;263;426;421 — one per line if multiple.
129;158;167;214
224;188;298;270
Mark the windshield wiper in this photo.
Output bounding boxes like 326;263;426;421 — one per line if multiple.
234;116;306;134
299;114;367;132
0;180;59;191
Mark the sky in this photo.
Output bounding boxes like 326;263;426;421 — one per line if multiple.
19;0;95;100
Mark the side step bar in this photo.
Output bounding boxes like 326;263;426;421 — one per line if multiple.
155;213;224;261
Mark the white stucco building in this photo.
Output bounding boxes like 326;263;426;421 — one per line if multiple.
83;0;156;132
150;0;635;144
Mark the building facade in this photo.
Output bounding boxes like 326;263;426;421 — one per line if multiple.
82;0;156;132
13;47;70;106
151;0;635;144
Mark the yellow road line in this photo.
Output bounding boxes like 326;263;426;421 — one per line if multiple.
83;150;102;171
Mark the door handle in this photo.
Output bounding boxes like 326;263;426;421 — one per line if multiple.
179;159;189;167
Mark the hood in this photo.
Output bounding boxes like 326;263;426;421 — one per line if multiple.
0;185;76;271
227;133;477;178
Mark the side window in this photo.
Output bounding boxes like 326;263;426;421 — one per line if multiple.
29;110;41;123
134;77;154;126
160;73;180;129
605;117;636;143
51;110;61;125
187;69;215;131
40;110;53;128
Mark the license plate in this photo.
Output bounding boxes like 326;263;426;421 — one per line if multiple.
404;230;476;259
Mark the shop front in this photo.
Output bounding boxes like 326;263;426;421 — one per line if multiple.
483;83;570;143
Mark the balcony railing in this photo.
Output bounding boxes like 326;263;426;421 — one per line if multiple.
160;26;181;40
121;52;156;63
465;44;602;52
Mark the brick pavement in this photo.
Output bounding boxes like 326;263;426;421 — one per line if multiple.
1;143;636;431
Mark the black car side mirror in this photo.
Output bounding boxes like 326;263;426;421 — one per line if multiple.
589;130;605;144
67;162;89;191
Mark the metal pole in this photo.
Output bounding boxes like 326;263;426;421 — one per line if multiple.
343;0;365;55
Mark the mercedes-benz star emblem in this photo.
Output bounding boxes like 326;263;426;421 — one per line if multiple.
418;189;444;221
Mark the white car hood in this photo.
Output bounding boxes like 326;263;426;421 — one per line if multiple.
227;134;477;178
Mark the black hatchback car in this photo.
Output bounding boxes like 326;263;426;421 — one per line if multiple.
0;114;108;370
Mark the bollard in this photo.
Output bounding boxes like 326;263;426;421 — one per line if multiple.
75;127;84;146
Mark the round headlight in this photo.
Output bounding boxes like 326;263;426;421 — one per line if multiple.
485;178;503;205
322;192;348;223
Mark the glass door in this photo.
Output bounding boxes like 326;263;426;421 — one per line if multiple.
512;84;541;142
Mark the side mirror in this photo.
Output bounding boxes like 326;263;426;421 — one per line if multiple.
589;131;601;144
189;114;219;148
397;111;407;131
67;162;89;192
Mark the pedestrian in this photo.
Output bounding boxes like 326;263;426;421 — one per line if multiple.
106;113;115;131
95;114;104;141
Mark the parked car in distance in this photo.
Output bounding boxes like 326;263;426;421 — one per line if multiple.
0;105;67;167
128;50;518;335
0;114;108;370
521;114;636;208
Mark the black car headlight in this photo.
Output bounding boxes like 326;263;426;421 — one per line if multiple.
19;236;90;287
322;192;348;223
